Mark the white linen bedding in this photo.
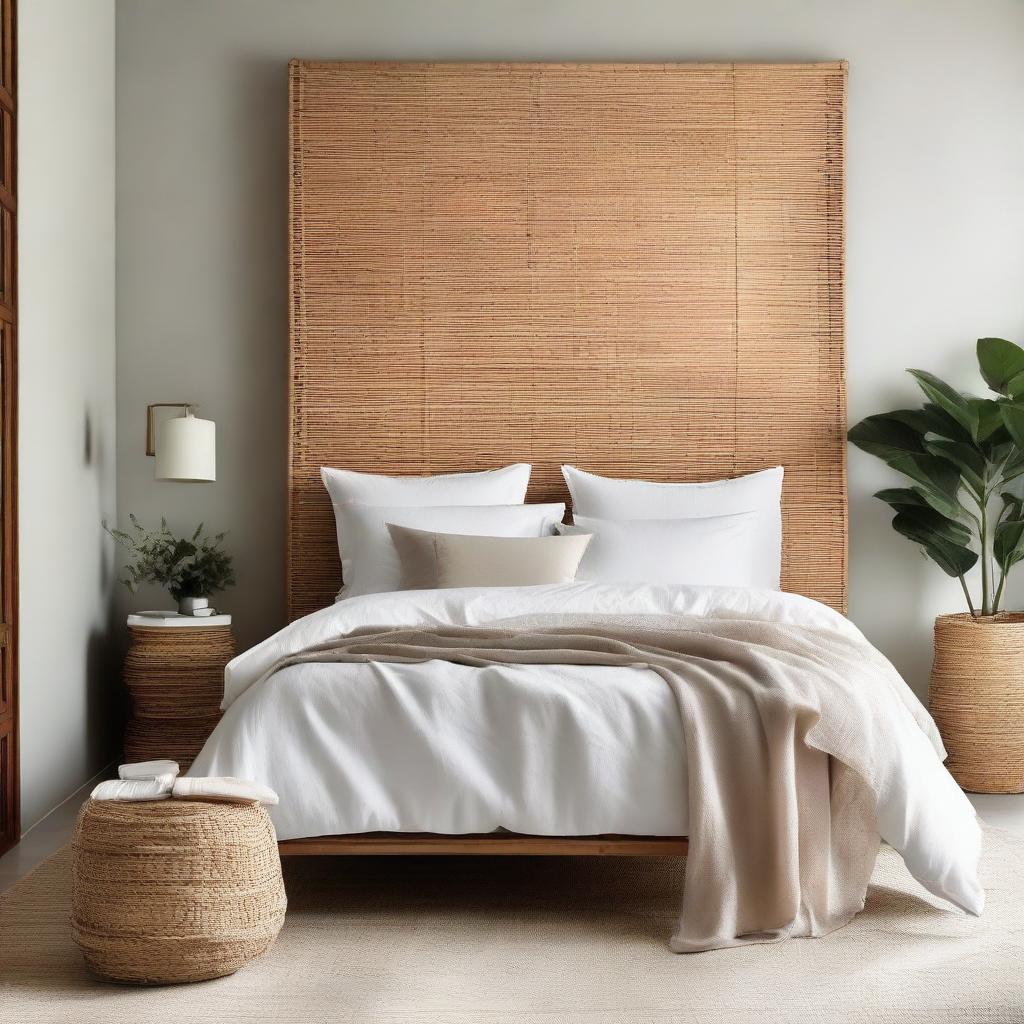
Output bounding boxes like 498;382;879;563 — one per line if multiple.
193;659;688;839
192;582;982;937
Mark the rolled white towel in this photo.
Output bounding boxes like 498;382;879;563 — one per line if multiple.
172;776;279;806
91;778;173;802
119;759;180;781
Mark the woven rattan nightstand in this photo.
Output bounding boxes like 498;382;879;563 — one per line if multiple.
123;613;234;770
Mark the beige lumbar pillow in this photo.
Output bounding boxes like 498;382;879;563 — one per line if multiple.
387;524;592;590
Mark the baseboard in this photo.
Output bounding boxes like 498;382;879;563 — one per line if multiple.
21;762;114;838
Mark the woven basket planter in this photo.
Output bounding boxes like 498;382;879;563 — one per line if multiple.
71;799;287;985
929;613;1024;794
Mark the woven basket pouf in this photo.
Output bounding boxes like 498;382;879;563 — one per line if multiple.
71;799;287;985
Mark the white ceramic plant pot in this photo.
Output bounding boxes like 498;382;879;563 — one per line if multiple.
177;595;210;616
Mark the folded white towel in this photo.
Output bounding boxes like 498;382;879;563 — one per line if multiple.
146;771;178;791
119;759;180;781
172;776;279;806
91;778;173;802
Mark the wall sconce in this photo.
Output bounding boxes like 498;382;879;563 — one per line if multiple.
145;403;216;482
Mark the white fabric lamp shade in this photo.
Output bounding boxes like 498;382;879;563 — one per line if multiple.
155;412;216;481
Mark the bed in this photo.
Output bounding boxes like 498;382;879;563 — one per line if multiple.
191;62;984;952
274;59;847;859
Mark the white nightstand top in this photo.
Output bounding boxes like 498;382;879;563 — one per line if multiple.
128;611;233;628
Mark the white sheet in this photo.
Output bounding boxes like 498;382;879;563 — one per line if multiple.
192;582;982;916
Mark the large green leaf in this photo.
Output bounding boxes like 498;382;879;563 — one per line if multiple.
979;425;1014;456
924;403;975;441
990;441;1015;465
998;445;1024;483
848;414;926;461
874;487;930;509
968;398;1006;443
995;518;1024;573
998;401;1024;450
977;337;1024;396
907;369;979;437
892;510;978;577
885;405;968;442
1000;491;1024;520
880;498;972;546
886;451;964;519
923;439;986;495
1006;371;1024;400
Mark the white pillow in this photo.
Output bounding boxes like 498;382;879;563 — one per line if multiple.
557;512;769;589
561;465;783;588
322;464;535;598
335;503;565;598
321;464;531;509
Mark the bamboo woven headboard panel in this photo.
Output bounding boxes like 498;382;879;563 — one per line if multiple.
288;61;847;620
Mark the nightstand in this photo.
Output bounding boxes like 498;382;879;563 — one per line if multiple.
123;613;235;770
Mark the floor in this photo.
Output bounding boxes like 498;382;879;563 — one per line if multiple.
0;769;111;894
965;793;1024;835
6;829;1022;1022
1;779;1022;895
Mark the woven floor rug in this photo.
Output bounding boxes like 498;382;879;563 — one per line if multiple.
2;825;1023;1023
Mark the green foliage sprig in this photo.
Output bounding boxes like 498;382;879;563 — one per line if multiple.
105;515;236;601
849;337;1024;618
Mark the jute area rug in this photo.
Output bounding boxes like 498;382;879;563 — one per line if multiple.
2;825;1023;1024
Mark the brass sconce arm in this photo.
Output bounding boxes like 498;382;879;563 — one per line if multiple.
145;403;197;456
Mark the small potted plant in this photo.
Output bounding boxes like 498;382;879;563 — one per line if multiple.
849;337;1024;793
106;515;236;616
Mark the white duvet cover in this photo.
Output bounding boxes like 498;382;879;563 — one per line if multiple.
191;582;982;917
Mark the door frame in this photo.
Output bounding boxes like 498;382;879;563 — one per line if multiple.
0;0;18;856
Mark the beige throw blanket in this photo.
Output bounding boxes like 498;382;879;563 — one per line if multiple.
260;612;949;952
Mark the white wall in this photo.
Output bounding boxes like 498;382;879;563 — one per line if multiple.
115;0;1024;692
19;0;117;828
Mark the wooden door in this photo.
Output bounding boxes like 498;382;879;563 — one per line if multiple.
0;0;17;855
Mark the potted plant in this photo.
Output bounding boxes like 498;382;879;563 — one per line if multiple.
106;515;236;616
849;337;1024;793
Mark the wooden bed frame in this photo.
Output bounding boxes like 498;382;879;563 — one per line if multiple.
279;833;689;857
285;60;847;857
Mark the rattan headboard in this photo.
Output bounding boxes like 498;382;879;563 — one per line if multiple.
288;61;847;620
